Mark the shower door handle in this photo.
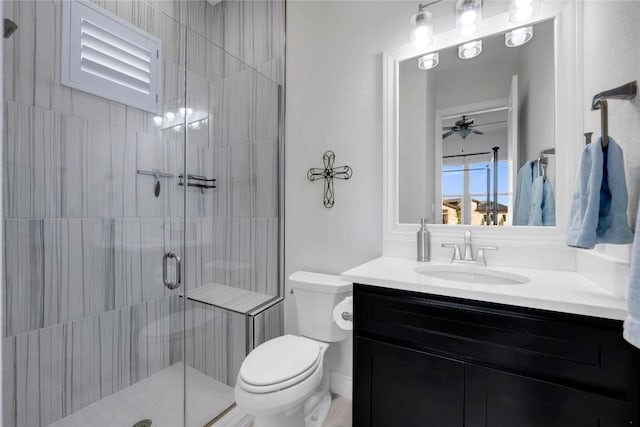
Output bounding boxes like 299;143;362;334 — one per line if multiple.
162;251;182;290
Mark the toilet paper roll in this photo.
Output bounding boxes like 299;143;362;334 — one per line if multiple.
333;296;353;331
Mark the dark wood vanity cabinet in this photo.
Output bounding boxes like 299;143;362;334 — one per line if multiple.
353;284;640;427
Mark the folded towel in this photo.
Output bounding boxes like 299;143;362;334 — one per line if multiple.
623;199;640;348
528;176;556;226
513;161;537;226
567;137;633;248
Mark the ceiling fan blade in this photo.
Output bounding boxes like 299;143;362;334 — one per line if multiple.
442;131;455;139
471;120;508;128
442;126;457;130
473;130;484;135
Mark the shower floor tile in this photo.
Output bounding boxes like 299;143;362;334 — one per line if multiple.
47;363;235;427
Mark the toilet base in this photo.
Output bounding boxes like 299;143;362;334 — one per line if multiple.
251;392;332;427
253;405;305;427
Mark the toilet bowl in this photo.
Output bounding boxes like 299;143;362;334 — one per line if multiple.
234;272;353;427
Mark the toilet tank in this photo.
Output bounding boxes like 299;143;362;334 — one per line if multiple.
289;271;353;342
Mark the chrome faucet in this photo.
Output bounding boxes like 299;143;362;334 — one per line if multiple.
441;230;498;266
462;230;474;261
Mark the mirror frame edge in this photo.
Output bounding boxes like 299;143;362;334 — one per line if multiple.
382;0;583;251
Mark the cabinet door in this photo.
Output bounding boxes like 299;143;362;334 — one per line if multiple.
354;337;464;427
465;364;633;427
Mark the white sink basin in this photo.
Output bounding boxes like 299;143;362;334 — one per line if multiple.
415;265;529;285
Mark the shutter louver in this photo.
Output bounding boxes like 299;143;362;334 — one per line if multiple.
61;1;162;114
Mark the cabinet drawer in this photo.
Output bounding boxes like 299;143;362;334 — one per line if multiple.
354;284;639;398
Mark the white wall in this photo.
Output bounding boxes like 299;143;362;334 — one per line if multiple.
285;1;420;334
582;1;640;262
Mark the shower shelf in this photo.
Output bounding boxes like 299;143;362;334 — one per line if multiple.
178;174;216;192
183;283;275;315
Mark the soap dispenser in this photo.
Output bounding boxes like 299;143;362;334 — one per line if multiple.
417;218;430;262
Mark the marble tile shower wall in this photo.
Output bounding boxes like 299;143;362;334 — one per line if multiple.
2;0;285;426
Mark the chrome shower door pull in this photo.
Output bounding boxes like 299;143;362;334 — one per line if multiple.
162;251;182;290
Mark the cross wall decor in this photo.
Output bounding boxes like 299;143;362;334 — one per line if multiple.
307;151;353;208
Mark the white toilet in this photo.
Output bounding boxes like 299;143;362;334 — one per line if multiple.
234;271;353;427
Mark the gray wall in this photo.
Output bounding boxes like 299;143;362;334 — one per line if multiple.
2;0;285;426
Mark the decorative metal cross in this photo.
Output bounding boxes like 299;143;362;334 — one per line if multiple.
307;151;353;208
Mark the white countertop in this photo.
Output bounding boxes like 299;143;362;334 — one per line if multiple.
341;257;628;320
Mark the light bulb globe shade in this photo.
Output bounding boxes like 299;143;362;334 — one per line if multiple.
153;116;163;125
460;24;476;37
514;0;533;8
505;27;533;47
410;10;433;50
458;40;482;60
418;52;439;70
165;111;175;121
460;8;477;26
456;0;482;33
509;0;537;23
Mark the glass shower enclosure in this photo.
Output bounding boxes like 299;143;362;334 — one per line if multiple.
1;0;284;426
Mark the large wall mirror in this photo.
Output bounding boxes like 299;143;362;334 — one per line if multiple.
383;1;581;248
399;19;555;227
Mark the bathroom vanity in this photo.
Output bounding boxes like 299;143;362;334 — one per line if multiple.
344;258;639;427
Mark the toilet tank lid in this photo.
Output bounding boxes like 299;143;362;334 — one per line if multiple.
289;271;353;294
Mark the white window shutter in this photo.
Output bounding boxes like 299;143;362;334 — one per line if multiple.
61;0;163;114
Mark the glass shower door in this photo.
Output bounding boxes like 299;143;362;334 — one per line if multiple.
1;1;190;426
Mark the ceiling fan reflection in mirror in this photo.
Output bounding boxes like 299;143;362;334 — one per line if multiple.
442;115;506;139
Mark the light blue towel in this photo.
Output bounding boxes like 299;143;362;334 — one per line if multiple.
623;199;640;348
567;137;633;248
513;161;537;226
528;176;556;226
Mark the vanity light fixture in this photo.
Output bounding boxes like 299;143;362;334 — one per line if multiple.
509;0;538;23
456;0;482;37
153;116;163;125
505;26;533;47
458;40;482;59
418;52;440;70
179;107;193;116
165;111;175;121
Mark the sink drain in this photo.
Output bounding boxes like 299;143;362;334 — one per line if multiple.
132;420;152;427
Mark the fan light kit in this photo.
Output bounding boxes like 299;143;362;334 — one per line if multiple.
418;52;440;70
458;40;482;59
505;26;533;47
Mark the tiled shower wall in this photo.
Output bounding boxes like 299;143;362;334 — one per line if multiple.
2;0;285;426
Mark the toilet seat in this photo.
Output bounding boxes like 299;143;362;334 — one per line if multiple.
238;335;325;394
